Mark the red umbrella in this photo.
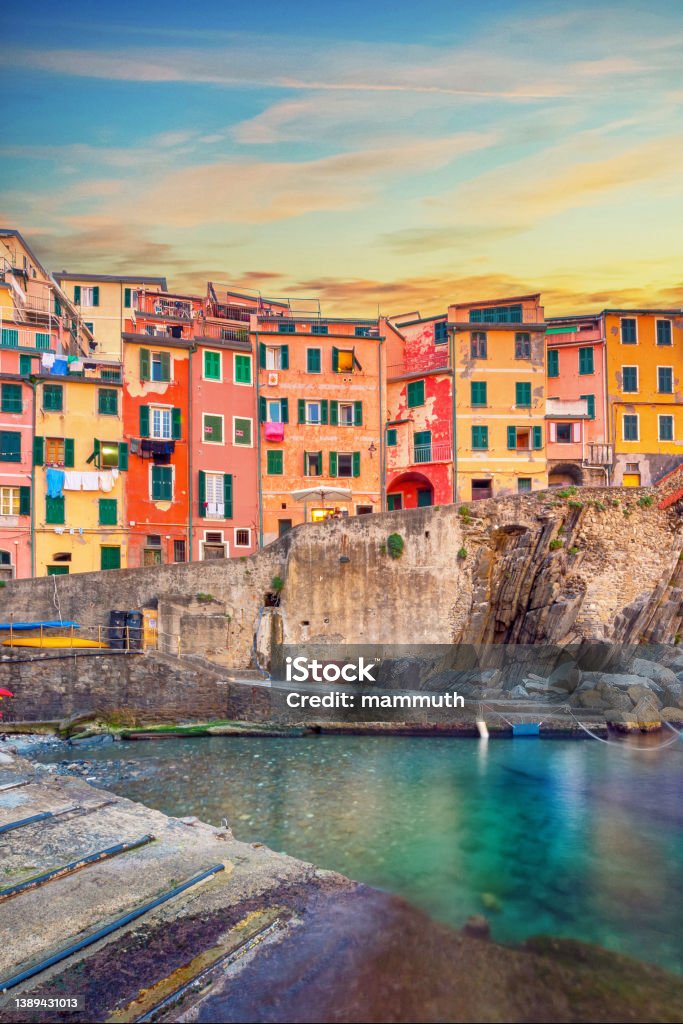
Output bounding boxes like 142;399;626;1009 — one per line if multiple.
0;688;13;697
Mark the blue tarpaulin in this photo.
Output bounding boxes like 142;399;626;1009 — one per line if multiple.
513;722;541;737
0;621;80;631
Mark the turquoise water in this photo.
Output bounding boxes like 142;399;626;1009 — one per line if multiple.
38;736;683;972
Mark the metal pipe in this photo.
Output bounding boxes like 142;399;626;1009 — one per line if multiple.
187;344;194;561
449;325;458;504
255;330;263;547
378;330;385;513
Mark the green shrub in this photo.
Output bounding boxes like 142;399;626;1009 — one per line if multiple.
387;533;405;559
593;501;606;511
549;538;564;550
567;500;583;510
458;505;472;524
196;592;215;604
457;546;468;560
556;486;578;498
568;546;579;555
637;494;654;508
271;575;285;592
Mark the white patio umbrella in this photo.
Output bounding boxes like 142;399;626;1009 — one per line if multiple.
290;485;353;522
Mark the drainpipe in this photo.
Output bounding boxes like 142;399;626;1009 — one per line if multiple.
449;325;458;504
30;377;36;578
378;331;385;512
255;330;263;547
601;329;610;485
188;345;194;561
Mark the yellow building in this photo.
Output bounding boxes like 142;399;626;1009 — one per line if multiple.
449;294;547;501
53;273;167;361
33;359;128;576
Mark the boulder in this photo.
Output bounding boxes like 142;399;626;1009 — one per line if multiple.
663;682;682;706
602;689;634;712
629;658;678;688
632;695;662;729
605;711;642;733
660;707;683;724
627;685;663;709
548;663;581;694
574;691;607;709
509;685;529;699
597;673;660;690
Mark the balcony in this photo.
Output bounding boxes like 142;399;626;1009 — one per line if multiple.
585;443;613;466
546;397;590;418
194;322;249;343
208;302;253;322
388;352;449;377
135;294;193;320
412;442;452;464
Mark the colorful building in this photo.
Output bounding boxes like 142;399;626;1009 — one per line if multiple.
254;310;384;545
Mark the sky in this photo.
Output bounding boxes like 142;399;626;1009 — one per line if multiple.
2;0;683;317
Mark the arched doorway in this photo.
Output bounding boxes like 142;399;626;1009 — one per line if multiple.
548;462;584;488
387;471;435;511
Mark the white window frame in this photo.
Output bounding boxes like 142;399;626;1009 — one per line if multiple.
306;400;321;424
267;399;283;423
203;349;222;382
622;413;640;442
200;529;229;560
150;406;172;439
620;316;638;345
148;463;175;502
337;452;354;478
621;365;639;394
0;486;20;516
339;402;354;426
655;318;673;346
233;353;252;386
658;414;675;442
304;451;322;476
81;286;95;307
232;415;253;447
265;347;285;370
202;412;225;445
657;365;674;394
234;527;251;548
204;471;225;517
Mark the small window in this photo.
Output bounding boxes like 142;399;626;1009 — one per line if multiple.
514;332;531;359
1;384;22;414
235;528;251;546
0;487;20;516
656;320;672;346
173;539;186;562
518;478;532;493
84;322;94;334
471;425;488;450
311;324;328;335
622;366;638;392
434;321;448;344
203;414;224;443
265;346;288;370
233;417;253;446
151;466;173;501
658;415;674;441
657;367;673;394
43;384;63;412
547;349;559;377
623;414;639;441
98;389;118;415
335;349;354;373
470;332;487;359
306;401;321;424
45;437;65;464
267;450;283;475
407;379;425;408
339;402;354;425
278;322;295;333
151;351;171;382
578;347;594;375
337;453;354;477
307;348;321;373
305;451;322;476
204;350;221;381
621;318;637;344
471;479;493;500
151;407;172;439
35;332;51;351
100;442;121;469
471;381;487;407
556;423;572;443
355;326;372;337
515;381;532;407
0;431;21;462
356;505;373;515
234;354;252;384
386;428;397;446
267;399;285;424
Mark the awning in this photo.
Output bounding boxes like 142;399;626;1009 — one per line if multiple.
291;486;353;504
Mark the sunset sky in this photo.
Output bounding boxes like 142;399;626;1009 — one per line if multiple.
2;0;683;317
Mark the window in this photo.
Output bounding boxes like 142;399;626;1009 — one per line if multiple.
556;423;572;443
174;540;186;562
267;450;283;475
387;494;402;511
621;318;637;344
623;414;639;441
515;382;532;407
386;428;397;446
98;498;117;526
0;487;20;515
44;437;69;465
1;328;18;348
469;304;522;324
143;543;162;566
407;379;425;408
518;478;532;493
278;322;295;333
264;345;289;370
514;332;531;359
98;389;118;415
151;465;173;501
356;505;373;515
202;532;227;560
472;425;489;450
304;451;322;476
471;381;487;407
434;321;448;344
279;519;293;536
337;453;354;477
307;348;321;373
100;546;120;571
101;368;122;382
93;441;127;470
43;384;63;412
659;415;674;441
472;480;493;501
233;417;253;446
507;426;542;450
35;332;50;351
339;402;355;425
333;348;355;373
140;349;171;382
547;349;559;377
1;384;22;414
234;354;251;385
204;350;221;380
124;287;133;309
265;398;289;424
413;430;432;463
656;320;672;346
200;471;230;517
19;355;33;375
151;407;172;439
47;565;68;576
622;366;638;392
203;414;224;444
580;394;595;420
74;285;99;307
355;326;372;337
45;496;65;525
578;347;594;375
470;332;487;359
235;528;251;547
84;322;94;335
311;323;328;335
657;367;673;394
306;401;321;424
0;431;21;462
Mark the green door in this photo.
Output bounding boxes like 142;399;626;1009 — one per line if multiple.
387;493;402;511
47;565;69;576
417;488;433;508
101;546;121;571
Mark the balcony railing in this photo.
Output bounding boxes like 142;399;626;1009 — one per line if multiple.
135;295;193;320
585;443;613;466
388;352;449;377
412;442;452;464
208;302;253;322
195;322;249;343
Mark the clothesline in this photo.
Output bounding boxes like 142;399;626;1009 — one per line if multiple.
45;468;119;498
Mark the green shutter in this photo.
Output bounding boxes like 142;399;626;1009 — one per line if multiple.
224;474;233;518
581;394;595;420
259;343;266;369
548;349;559;377
354;401;363;426
320;400;328;425
33;436;44;466
307;348;321;373
92;286;100;307
1;384;22;414
267;450;283;475
172;407;181;439
98;389;117;415
407;379;425;408
140;348;150;381
35;332;50;351
198;470;206;517
19;486;30;516
19;355;32;375
45;496;65;525
280;345;289;369
471;381;487;406
64;438;75;468
515;382;531;407
151;466;172;501
298;399;306;424
160;352;171;381
74;285;81;304
259;396;267;423
118;442;128;470
124;287;132;308
98;498;117;526
100;546;121;570
139;405;150;437
329;451;338;476
332;347;339;372
1;328;19;348
507;426;517;450
352;451;361;477
0;431;20;462
533;425;543;449
330;400;339;426
386;428;397;446
280;398;289;424
86;438;101;467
